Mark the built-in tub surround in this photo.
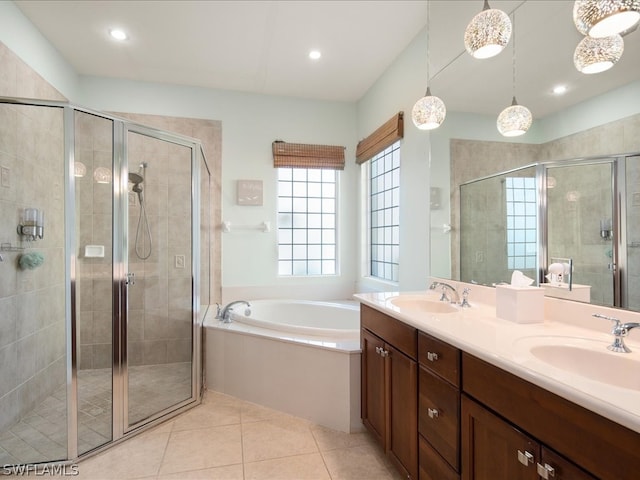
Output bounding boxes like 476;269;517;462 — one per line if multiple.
355;278;640;433
204;300;361;433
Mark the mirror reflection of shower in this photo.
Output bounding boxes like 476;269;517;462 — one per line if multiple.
129;162;152;260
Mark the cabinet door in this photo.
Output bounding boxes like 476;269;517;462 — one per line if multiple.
420;436;459;480
462;396;538;480
388;343;418;480
419;366;460;470
539;447;597;480
361;328;386;446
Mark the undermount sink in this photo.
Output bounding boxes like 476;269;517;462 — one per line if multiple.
522;337;640;391
388;295;459;314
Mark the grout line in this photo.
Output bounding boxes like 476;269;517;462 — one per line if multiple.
310;427;334;480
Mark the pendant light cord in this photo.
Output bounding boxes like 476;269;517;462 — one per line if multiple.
425;0;430;94
512;11;516;101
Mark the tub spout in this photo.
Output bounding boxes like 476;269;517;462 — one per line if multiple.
216;300;251;323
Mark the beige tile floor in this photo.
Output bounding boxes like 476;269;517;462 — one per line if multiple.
4;390;403;479
0;363;192;465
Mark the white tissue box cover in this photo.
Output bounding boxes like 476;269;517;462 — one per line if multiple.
496;285;544;324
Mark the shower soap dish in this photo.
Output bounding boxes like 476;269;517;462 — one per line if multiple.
84;245;105;258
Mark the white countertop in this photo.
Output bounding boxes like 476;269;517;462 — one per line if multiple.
354;290;640;434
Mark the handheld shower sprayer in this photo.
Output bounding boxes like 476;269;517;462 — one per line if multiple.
129;162;152;260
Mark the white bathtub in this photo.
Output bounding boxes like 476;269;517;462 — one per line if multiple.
204;299;362;433
230;299;360;338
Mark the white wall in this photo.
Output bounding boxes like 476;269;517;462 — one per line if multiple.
355;29;432;292
0;2;79;99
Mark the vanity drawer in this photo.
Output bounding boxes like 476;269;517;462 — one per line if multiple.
419;366;460;471
418;331;460;386
419;435;459;480
361;304;417;359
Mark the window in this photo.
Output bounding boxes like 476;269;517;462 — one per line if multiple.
505;176;537;270
368;142;400;282
277;168;337;276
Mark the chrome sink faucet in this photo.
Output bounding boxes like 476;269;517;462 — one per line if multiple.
593;313;640;353
216;300;251;323
429;281;461;304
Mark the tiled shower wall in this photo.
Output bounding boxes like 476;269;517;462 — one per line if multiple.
0;42;68;430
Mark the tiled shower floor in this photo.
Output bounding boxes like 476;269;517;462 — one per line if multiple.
0;362;191;466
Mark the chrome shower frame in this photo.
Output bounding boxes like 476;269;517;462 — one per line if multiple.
0;96;207;465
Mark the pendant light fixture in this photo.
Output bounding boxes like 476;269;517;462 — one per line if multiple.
464;0;512;59
412;0;446;130
574;33;624;73
573;0;640;37
497;12;532;137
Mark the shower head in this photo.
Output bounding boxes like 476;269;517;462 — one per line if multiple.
128;172;144;185
129;163;148;185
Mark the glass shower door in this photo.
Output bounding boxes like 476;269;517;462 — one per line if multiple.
622;155;640;310
124;129;193;429
74;111;114;455
546;161;615;306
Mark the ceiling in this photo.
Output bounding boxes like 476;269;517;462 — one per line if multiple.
14;0;640;118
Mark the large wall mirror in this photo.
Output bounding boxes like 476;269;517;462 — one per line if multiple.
427;1;640;313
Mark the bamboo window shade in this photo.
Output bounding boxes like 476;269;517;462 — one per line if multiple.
272;141;345;170
355;112;404;164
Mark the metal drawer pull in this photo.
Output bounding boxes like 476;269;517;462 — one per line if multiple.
427;351;439;362
517;450;534;466
427;408;439;419
537;463;555;478
375;346;382;355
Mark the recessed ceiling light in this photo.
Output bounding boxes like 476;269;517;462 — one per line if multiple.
309;50;321;60
553;85;568;95
109;29;128;41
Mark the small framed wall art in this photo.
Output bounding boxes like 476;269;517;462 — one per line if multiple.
236;179;263;206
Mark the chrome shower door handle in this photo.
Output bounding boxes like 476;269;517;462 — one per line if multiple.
126;272;135;286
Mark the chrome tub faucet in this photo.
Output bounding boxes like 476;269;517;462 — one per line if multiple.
216;300;251;323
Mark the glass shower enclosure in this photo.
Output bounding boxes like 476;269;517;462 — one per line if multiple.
0;97;209;466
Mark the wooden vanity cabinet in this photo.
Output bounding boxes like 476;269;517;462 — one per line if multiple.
462;395;597;480
360;303;640;480
361;304;418;480
462;353;637;480
417;332;461;479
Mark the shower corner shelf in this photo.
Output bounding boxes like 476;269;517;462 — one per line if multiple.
1;242;25;252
